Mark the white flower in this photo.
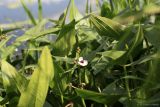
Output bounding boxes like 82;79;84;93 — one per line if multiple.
15;48;18;52
78;57;88;66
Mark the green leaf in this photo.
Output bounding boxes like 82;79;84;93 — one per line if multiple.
52;20;76;56
145;25;160;50
127;24;144;55
1;27;20;34
75;88;123;105
69;0;89;28
53;56;75;64
20;0;37;25
38;47;54;81
0;42;21;59
38;0;43;22
78;27;99;43
113;3;160;24
18;46;54;107
90;14;126;40
16;20;59;42
0;36;12;49
1;60;28;93
98;50;126;60
69;0;83;21
125;53;159;66
101;1;113;18
51;62;67;94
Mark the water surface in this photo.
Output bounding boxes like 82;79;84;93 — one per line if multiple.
0;0;88;24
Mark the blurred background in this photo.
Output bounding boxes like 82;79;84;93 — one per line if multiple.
0;0;96;24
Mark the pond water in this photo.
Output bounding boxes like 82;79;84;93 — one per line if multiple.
0;0;93;24
0;0;97;54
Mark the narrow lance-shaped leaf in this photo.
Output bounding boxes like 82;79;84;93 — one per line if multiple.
20;0;37;25
145;25;160;50
0;36;12;49
113;3;160;24
18;46;54;107
127;24;144;56
1;27;20;34
97;50;126;60
90;14;126;40
75;88;123;105
69;0;83;21
1;60;28;93
16;20;59;42
38;0;43;22
51;62;67;95
53;20;76;56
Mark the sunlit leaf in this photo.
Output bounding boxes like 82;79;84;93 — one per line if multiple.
38;0;43;22
90;14;126;40
18;46;54;107
98;50;126;60
20;0;37;25
1;60;28;93
113;3;160;24
69;0;83;21
16;20;59;42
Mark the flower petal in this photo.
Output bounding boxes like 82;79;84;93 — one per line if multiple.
78;57;83;62
78;60;88;66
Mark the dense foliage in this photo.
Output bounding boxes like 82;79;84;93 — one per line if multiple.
0;0;160;107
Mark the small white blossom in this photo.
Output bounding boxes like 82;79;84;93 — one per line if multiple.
15;48;18;52
78;57;88;66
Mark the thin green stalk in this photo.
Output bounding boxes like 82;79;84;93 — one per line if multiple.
124;44;132;98
128;0;132;9
0;27;2;35
89;0;92;13
79;69;82;85
57;83;64;104
20;0;37;25
21;49;29;74
144;36;150;54
123;66;131;99
85;0;89;14
38;0;43;22
62;0;72;26
96;0;101;9
129;55;137;89
145;0;149;5
104;105;108;107
109;0;114;12
81;98;86;107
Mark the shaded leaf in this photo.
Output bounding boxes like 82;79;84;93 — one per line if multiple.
52;20;76;56
75;88;123;105
145;26;160;50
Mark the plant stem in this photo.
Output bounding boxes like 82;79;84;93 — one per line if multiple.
109;0;114;12
128;0;132;9
123;66;131;99
21;49;29;74
79;69;82;84
38;0;42;22
85;0;89;14
81;98;86;107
